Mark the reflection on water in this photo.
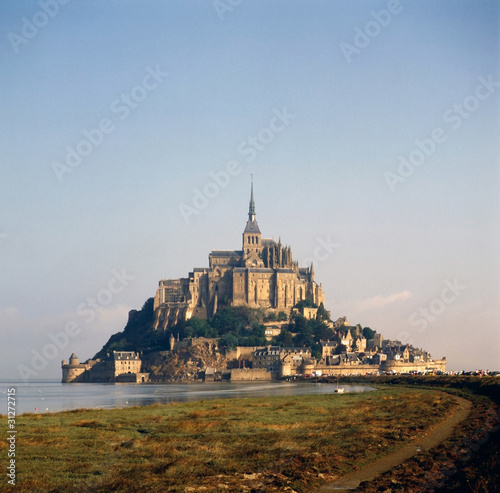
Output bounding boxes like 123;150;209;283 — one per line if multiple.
1;380;375;415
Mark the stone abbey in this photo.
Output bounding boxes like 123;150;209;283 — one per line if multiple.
153;181;325;330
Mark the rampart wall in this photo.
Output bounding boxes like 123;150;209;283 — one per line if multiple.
230;368;273;381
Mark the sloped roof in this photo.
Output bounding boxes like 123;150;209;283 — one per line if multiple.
112;351;140;361
210;250;242;257
244;219;261;234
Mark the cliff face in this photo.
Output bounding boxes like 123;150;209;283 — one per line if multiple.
143;341;229;382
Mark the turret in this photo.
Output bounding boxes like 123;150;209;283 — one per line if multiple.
242;176;263;267
248;176;256;222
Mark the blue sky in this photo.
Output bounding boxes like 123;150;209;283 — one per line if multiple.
0;0;498;379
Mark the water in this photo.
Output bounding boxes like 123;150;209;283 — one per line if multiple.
1;380;375;415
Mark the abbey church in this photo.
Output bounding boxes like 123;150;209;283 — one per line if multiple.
153;181;325;330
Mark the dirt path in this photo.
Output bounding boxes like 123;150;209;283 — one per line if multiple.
316;394;472;492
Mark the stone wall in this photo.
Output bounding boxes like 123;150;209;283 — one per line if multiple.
312;364;375;376
225;346;265;361
382;359;447;373
230;368;273;381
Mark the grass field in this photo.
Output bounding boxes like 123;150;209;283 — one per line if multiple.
1;387;458;492
338;376;500;493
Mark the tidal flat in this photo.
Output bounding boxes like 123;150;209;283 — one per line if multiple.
1;387;460;492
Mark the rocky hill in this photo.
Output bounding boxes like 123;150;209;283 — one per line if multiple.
142;340;229;382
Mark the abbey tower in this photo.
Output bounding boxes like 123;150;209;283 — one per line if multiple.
153;181;324;330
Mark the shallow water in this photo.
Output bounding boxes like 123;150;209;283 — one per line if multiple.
1;379;375;415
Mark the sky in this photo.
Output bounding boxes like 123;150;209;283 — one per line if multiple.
0;0;498;380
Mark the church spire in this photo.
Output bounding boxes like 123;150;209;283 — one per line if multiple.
248;175;256;221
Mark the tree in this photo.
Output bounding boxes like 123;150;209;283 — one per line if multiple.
294;299;318;310
309;319;334;342
316;302;330;321
311;344;322;360
362;327;375;340
336;344;348;355
277;311;288;322
186;317;206;333
275;329;294;347
211;307;237;335
219;333;239;348
292;316;314;347
292;314;309;335
294;332;315;348
295;299;311;310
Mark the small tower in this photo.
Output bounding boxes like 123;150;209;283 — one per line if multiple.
242;176;263;267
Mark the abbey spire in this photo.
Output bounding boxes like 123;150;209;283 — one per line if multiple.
248;174;256;222
243;176;261;236
242;176;263;267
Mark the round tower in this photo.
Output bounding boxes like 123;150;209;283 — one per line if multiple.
62;353;85;383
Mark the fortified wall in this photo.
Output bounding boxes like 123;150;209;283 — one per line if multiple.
230;368;273;381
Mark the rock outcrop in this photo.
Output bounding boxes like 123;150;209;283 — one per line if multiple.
143;340;229;382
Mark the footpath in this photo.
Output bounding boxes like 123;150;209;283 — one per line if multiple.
316;395;472;492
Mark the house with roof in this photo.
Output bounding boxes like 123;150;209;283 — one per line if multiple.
319;340;338;358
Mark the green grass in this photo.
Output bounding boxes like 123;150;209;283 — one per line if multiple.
1;387;457;492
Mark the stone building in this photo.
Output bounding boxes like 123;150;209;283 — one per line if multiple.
153;181;325;330
319;340;338;358
253;346;282;372
252;346;312;376
61;353;94;383
62;351;148;383
263;325;283;340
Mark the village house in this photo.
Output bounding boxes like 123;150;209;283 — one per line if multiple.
252;346;312;374
319;340;338;358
